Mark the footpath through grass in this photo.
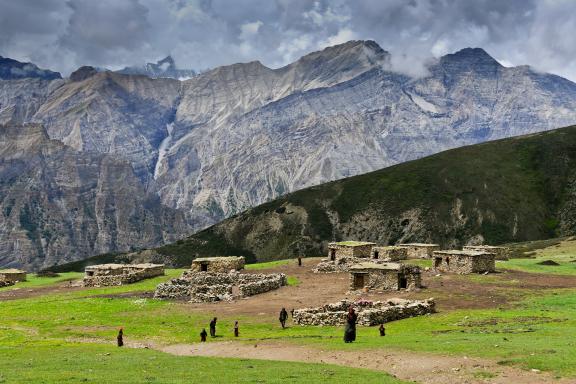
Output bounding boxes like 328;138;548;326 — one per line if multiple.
0;341;403;384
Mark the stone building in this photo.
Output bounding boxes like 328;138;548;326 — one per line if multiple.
433;250;495;274
190;256;245;273
463;245;509;260
349;262;421;291
397;243;440;259
327;241;375;261
0;269;27;285
370;246;407;261
293;298;435;326
83;263;164;287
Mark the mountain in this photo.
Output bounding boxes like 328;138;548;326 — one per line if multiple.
3;40;576;269
0;56;61;80
0;123;189;270
117;56;197;80
73;124;576;268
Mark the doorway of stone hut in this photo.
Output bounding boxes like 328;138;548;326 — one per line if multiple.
398;275;408;289
434;257;441;269
353;273;366;290
373;251;379;259
200;263;208;272
330;249;336;261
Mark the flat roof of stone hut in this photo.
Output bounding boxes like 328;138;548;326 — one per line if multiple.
349;262;403;271
329;241;376;247
193;256;244;262
400;243;440;247
434;250;493;257
85;263;163;270
0;269;26;274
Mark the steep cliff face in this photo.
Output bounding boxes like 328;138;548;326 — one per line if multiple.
0;123;188;270
3;40;576;269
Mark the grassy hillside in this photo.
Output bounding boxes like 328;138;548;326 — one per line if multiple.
50;125;576;270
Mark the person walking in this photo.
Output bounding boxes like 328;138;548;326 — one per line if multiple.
234;321;239;337
279;308;288;329
344;306;357;343
200;328;207;342
209;317;217;337
117;328;124;347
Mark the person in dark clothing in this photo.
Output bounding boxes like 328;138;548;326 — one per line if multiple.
200;328;207;342
209;317;217;337
379;324;386;337
234;321;239;337
279;308;288;329
298;257;302;266
344;306;357;343
117;328;124;347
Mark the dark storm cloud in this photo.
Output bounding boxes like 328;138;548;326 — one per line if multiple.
0;0;575;81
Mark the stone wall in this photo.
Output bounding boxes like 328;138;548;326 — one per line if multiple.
313;257;396;273
398;244;440;259
238;273;287;297
433;251;495;274
370;246;407;261
190;256;245;273
293;298;435;326
154;270;287;302
83;265;165;287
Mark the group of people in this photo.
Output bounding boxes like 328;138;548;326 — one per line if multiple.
116;306;386;347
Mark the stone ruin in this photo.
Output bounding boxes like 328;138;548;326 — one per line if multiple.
349;262;421;291
0;269;27;287
190;256;245;273
293;298;435;326
154;269;287;303
397;243;440;259
83;263;165;287
463;245;510;260
433;250;496;274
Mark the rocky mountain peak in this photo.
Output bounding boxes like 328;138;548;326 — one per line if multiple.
0;56;61;80
69;66;98;82
439;47;502;73
116;55;196;80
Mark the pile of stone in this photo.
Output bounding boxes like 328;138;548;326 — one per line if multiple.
293;298;435;326
83;263;165;287
154;270;287;303
0;280;14;288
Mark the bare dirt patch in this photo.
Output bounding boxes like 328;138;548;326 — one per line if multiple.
0;280;83;301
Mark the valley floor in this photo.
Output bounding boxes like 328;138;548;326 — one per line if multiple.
2;238;576;383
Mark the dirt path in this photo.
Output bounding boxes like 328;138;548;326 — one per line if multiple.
159;340;575;384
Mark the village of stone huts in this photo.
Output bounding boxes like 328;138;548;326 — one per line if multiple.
4;241;506;331
23;241;504;329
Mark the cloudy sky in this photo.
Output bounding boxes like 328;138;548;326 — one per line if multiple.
1;0;575;81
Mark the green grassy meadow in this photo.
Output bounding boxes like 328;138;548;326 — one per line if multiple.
4;239;576;381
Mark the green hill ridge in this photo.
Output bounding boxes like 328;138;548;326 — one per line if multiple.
50;125;576;270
